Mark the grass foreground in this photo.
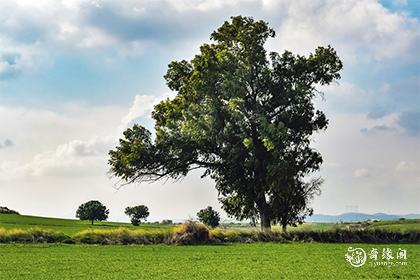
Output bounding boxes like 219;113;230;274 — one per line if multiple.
0;243;419;279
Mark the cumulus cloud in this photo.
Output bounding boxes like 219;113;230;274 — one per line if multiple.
120;94;159;127
0;0;417;79
266;0;419;63
0;93;163;180
27;137;114;177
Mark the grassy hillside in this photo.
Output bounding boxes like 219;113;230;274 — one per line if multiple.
0;214;172;235
0;243;419;279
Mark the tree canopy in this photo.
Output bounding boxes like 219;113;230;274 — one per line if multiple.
76;200;109;225
125;205;150;226
197;206;221;228
109;16;342;230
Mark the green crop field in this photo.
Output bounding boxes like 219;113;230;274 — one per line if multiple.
1;214;420;279
0;243;419;280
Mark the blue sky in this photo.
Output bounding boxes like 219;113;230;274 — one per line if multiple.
0;0;419;221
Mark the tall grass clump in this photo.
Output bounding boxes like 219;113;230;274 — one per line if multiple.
74;227;174;245
210;228;286;243
172;221;210;245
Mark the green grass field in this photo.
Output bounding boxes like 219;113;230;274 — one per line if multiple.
0;243;418;279
0;214;172;235
1;214;420;279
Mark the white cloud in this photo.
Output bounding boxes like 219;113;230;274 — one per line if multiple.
57;23;117;49
0;94;162;180
28;137;114;177
396;161;418;172
354;168;371;178
0;0;417;79
120;94;158;127
266;0;419;62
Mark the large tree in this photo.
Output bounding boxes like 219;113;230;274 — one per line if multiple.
109;16;342;231
76;200;109;225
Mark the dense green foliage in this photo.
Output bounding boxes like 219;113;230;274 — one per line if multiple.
0;243;419;279
197;206;220;228
108;16;343;230
76;201;109;225
124;205;150;226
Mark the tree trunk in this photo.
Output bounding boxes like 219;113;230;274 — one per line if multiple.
91;220;94;225
260;212;271;231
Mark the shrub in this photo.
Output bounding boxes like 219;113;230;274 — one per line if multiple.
73;227;174;245
0;227;69;243
210;228;286;243
210;228;242;243
125;205;150;226
197;206;220;228
282;228;420;243
161;219;173;225
172;221;210;245
0;206;19;214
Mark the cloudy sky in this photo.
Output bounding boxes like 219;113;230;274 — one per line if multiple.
0;0;419;222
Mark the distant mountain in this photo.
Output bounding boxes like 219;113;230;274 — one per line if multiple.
306;212;420;223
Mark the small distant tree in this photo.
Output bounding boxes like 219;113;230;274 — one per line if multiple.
76;200;109;225
160;219;173;225
197;206;220;228
0;206;19;215
125;205;150;226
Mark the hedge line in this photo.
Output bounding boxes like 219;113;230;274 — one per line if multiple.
0;224;419;245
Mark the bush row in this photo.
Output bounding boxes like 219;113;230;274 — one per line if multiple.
1;224;419;245
283;229;420;243
0;228;69;243
73;228;174;245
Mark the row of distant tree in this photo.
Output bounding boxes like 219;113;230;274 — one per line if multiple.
76;200;221;228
